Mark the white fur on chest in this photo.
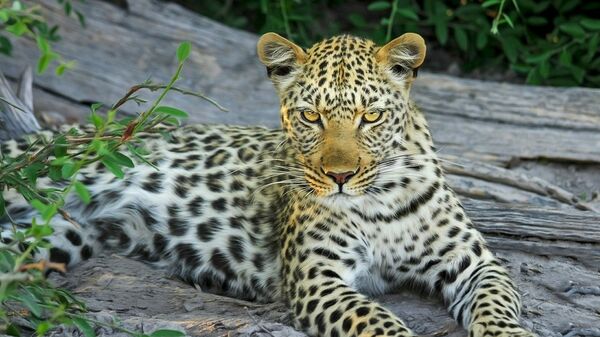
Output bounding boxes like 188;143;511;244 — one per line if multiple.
345;198;437;295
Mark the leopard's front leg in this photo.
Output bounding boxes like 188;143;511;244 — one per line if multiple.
420;223;538;337
448;255;538;337
282;218;414;337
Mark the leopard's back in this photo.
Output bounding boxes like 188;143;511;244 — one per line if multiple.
1;124;292;302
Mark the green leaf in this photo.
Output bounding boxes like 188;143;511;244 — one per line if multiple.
149;329;185;337
176;41;191;63
55;60;76;76
0;10;9;23
525;51;552;64
585;33;599;62
112;151;135;168
36;322;53;336
559;22;585;38
18;290;42;317
476;32;488;50
502;14;514;29
90;113;104;129
163;116;181;126
526;67;542;85
127;143;157;170
0;35;12;55
37;52;58;74
511;0;520;13
454;28;468;51
481;0;500;8
0;251;16;272
435;20;448;45
73;317;96;337
107;109;117;123
36;36;50;54
31;224;53;237
396;8;418;21
367;1;391;11
101;158;124;179
76;11;86;27
64;1;72;16
581;18;600;31
61;161;76;178
154;106;189;118
6;21;28;36
90;103;103;113
54;135;68;158
501;36;519;63
55;64;67;76
30;199;57;221
49;166;62;181
569;65;585;84
559;49;572;66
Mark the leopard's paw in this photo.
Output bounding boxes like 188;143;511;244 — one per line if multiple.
470;321;538;337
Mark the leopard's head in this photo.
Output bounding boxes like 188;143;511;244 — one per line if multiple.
257;33;430;198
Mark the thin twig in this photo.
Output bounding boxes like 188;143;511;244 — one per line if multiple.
279;0;292;39
112;83;227;112
386;0;399;42
0;96;27;113
0;272;33;283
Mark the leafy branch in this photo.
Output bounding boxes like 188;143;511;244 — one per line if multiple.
0;41;208;337
0;0;83;75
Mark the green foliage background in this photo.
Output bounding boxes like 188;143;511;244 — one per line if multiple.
176;0;600;87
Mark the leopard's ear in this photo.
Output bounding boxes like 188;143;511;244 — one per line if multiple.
375;33;426;84
257;33;306;92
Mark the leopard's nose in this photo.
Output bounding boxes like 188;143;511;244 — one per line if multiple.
325;170;356;185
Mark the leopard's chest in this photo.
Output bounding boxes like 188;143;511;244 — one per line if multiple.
345;203;438;294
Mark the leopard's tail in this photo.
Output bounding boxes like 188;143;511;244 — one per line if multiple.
1;175;169;270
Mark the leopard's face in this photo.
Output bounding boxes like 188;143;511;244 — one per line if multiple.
258;33;426;197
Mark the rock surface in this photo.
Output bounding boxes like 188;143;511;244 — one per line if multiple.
1;0;599;336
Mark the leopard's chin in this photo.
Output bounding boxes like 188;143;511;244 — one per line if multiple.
320;187;366;198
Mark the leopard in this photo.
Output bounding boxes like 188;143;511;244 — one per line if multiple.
0;32;538;337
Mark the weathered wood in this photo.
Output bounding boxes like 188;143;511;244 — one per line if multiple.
1;0;599;336
0;67;40;140
442;155;596;211
463;199;600;268
414;73;600;164
48;249;597;337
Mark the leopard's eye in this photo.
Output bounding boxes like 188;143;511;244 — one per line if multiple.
362;111;383;123
301;110;321;123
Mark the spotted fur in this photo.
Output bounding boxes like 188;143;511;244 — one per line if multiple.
1;33;537;337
